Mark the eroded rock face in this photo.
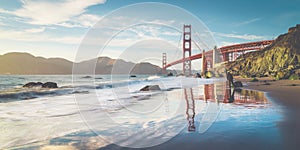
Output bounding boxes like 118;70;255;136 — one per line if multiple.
227;24;300;79
140;85;161;91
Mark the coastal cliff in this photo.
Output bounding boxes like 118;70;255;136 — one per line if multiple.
227;24;300;80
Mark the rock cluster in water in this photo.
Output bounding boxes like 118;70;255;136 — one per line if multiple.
23;82;58;88
227;24;300;80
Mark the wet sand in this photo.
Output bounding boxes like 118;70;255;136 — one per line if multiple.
237;78;300;150
98;79;300;150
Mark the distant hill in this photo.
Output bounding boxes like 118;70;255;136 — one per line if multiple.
227;24;300;79
0;53;73;74
0;52;162;75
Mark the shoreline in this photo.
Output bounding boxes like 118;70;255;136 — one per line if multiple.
237;78;300;108
237;77;300;149
2;77;300;149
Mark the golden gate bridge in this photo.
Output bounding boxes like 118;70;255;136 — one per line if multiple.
162;25;274;76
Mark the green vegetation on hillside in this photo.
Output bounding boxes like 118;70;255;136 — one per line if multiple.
227;24;300;80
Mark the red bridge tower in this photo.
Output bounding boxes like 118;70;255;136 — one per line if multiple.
183;25;192;76
162;52;167;74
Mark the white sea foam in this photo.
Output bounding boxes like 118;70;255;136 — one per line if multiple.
147;75;161;80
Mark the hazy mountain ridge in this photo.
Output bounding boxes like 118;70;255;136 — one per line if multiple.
0;52;162;75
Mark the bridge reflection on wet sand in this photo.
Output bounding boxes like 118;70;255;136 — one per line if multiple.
184;83;268;132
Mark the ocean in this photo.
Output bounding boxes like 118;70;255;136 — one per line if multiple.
0;75;283;149
0;75;157;102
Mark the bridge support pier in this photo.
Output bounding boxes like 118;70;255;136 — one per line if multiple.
201;49;207;76
223;53;229;62
162;53;167;74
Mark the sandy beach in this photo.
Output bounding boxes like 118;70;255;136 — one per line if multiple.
96;78;300;150
237;78;300;150
1;76;299;150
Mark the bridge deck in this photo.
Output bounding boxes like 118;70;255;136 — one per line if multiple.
163;40;274;69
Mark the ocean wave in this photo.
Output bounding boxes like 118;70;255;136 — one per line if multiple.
0;88;74;102
146;75;161;80
0;77;151;102
0;76;224;102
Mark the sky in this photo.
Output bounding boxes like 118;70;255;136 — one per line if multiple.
0;0;299;68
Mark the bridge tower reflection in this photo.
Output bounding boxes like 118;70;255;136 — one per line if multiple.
184;88;196;132
183;83;268;132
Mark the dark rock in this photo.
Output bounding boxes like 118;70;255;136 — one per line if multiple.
140;85;161;91
42;82;58;88
167;72;174;76
95;77;103;79
194;72;201;78
72;91;89;94
82;76;92;79
130;75;137;77
23;82;43;88
250;78;259;82
234;81;243;87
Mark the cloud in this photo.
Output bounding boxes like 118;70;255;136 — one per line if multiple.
76;14;102;27
143;19;176;26
0;0;105;26
0;29;83;44
0;15;180;47
55;22;82;28
0;8;10;14
126;25;166;39
25;27;46;33
235;18;262;27
215;32;266;40
0;17;5;26
56;14;102;28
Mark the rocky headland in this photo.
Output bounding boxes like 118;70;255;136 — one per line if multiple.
227;24;300;80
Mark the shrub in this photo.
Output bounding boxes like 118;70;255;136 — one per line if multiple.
289;74;299;80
